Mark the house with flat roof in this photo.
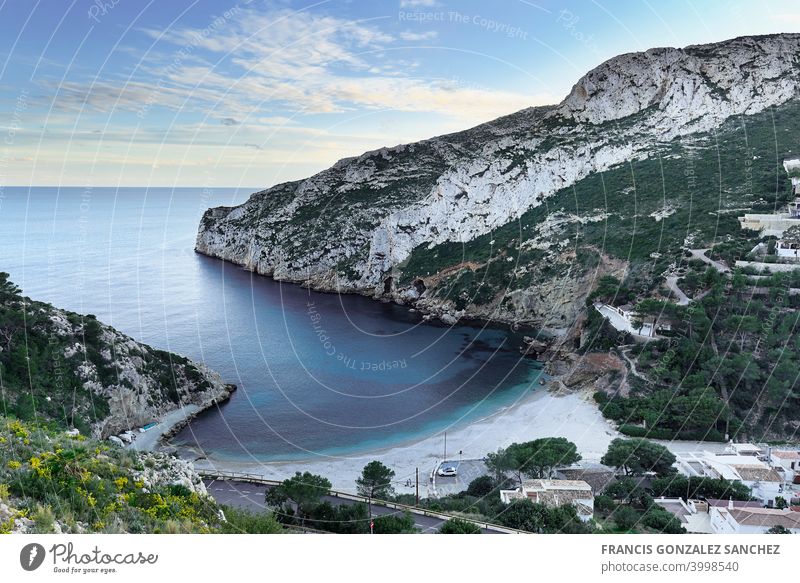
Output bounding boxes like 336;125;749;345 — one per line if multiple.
499;479;594;522
675;451;785;506
769;449;800;481
776;225;800;260
593;302;672;340
727;443;763;456
738;160;800;237
654;497;769;534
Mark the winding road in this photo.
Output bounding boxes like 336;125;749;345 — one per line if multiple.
665;276;691;306
204;478;509;534
687;248;730;273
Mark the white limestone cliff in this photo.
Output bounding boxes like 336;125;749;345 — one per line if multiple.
196;34;800;319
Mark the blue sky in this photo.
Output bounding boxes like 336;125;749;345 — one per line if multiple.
0;0;797;187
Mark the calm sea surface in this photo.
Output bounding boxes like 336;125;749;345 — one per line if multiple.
0;187;541;461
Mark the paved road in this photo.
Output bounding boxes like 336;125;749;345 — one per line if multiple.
204;479;505;534
665;276;691;306
688;248;730;273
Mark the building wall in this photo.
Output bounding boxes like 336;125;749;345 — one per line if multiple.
776;243;800;259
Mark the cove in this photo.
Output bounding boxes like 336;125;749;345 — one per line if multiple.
0;187;542;462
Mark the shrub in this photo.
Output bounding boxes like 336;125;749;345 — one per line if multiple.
217;507;283;534
439;518;481;534
594;495;616;514
612;506;641;531
373;512;417;534
465;475;495;498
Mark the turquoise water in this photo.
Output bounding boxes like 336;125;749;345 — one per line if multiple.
0;186;541;461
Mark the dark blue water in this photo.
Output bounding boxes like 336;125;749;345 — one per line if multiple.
0;187;541;461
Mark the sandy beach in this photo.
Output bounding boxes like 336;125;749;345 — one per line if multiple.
182;387;622;494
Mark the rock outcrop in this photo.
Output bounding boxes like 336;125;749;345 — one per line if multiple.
61;312;233;439
7;294;231;440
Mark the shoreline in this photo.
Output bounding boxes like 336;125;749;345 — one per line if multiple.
128;383;237;453
180;386;622;494
194;247;548;335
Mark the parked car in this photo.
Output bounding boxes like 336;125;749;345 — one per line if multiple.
437;465;458;477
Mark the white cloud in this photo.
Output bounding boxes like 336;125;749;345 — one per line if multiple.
50;7;530;123
399;0;441;8
29;5;544;186
398;30;439;41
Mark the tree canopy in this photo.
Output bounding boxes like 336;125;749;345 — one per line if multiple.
356;460;395;501
266;471;331;522
486;437;581;485
497;499;591;534
601;438;676;476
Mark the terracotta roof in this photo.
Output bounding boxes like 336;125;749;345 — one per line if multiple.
557;468;616;494
725;508;800;529
772;450;800;460
706;498;763;509
502;479;594;509
521;479;593;491
731;465;783;482
526;489;592;508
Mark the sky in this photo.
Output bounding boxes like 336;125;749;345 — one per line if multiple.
0;0;797;188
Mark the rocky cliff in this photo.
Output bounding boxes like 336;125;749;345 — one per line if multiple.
197;34;800;330
0;274;232;439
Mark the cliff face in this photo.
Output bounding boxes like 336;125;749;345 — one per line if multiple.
54;305;232;438
68;314;233;438
0;276;231;439
196;34;800;328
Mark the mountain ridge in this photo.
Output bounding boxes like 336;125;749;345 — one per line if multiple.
196;33;800;330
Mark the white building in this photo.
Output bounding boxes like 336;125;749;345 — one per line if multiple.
738;205;800;237
654;497;766;534
674;450;785;506
710;503;800;534
593;302;671;339
739;160;800;236
776;225;800;260
499;479;594;522
769;450;800;481
653;497;712;533
727;443;763;456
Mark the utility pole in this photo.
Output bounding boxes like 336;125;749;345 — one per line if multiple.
368;492;373;534
415;467;419;506
444;431;447;463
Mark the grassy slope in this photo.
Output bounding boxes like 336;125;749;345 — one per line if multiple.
0;416;284;534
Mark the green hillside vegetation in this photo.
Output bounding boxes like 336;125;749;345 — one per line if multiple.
0;417;202;533
594;262;800;439
0;273;212;435
0;416;284;534
399;99;799;309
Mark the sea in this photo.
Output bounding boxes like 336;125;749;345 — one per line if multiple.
0;186;542;461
